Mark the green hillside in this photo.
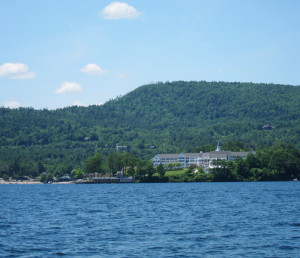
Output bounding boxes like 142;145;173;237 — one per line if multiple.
0;81;300;177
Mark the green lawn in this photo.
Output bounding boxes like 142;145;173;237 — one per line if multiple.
165;169;187;177
153;169;187;178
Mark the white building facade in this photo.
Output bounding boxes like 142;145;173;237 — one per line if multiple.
152;144;253;169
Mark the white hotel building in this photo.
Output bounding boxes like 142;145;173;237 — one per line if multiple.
152;143;252;169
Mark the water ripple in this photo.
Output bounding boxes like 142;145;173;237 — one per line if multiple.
0;182;300;257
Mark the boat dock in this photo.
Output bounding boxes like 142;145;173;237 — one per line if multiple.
75;177;134;184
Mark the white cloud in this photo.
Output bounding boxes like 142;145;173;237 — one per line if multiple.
102;2;141;20
55;82;83;94
3;101;21;109
80;64;107;75
10;71;36;80
0;63;36;79
0;63;27;76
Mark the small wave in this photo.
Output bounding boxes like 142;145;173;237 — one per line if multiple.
0;224;12;229
274;222;287;226
291;222;300;227
56;251;67;256
30;247;47;252
147;246;163;250
87;209;102;213
279;245;295;250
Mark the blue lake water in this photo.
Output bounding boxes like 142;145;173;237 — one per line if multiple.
0;182;300;257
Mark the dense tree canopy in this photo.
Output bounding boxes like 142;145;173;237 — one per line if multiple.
85;153;104;175
209;144;300;181
0;81;299;179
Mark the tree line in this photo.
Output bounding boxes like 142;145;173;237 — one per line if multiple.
0;80;300;176
2;143;298;183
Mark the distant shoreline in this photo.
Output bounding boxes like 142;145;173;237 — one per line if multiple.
0;180;133;184
0;181;42;184
0;181;74;185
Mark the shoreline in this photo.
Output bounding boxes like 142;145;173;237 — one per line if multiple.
0;181;43;184
0;180;133;184
0;180;75;184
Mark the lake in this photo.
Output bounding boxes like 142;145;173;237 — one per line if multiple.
0;182;300;257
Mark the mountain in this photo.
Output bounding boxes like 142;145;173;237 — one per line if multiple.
98;81;300;129
0;81;299;174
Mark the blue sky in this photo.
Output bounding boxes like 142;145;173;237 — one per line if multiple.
1;0;300;109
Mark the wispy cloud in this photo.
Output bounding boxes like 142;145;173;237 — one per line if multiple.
10;71;36;80
0;63;36;79
101;2;141;20
55;82;82;94
117;73;127;78
80;64;107;75
3;100;21;108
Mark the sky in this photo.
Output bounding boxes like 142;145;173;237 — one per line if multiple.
1;0;300;109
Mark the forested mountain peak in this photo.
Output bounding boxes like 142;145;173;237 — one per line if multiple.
95;81;300;129
0;81;299;170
